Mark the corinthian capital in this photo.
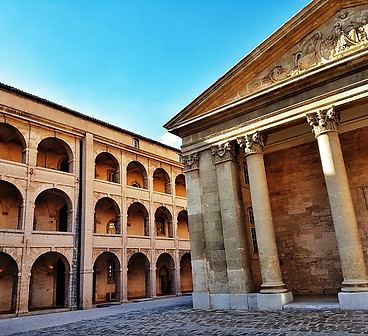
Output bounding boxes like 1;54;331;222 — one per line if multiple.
183;153;199;172
211;141;237;164
237;131;268;156
306;106;340;137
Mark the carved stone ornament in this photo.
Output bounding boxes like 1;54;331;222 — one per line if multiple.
211;141;237;164
234;6;368;99
183;153;199;172
237;131;268;156
306;106;341;137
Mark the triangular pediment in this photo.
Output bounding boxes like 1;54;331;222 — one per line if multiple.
165;0;368;136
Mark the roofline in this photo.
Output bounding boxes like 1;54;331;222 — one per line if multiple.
0;81;182;153
164;0;344;131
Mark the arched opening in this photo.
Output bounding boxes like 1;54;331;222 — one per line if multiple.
155;206;173;238
180;253;193;293
94;197;120;234
175;174;186;197
0;180;23;230
95;152;120;183
126;161;148;189
37;137;73;173
92;252;120;304
0;252;18;313
127;253;150;300
127;202;149;236
156;253;176;296
33;189;72;232
0;123;26;163
29;252;69;310
177;210;189;239
153;168;171;194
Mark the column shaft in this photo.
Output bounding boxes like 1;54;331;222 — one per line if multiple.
316;131;368;290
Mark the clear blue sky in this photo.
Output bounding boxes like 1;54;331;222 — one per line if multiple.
0;1;310;148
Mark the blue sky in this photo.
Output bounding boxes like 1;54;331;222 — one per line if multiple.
0;1;310;148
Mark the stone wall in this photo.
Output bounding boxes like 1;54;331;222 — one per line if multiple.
265;140;342;295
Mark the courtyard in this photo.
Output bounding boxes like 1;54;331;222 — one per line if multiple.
1;296;368;335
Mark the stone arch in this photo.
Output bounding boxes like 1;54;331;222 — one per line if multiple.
29;252;70;310
37;137;73;173
127;252;150;299
153;168;171;194
156;253;176;295
127;202;149;236
0;252;19;313
155;206;173;238
177;210;189;239
180;253;193;293
33;188;73;232
126;161;148;189
95;152;120;183
93;251;121;303
0;180;23;230
94;197;121;234
0;122;26;163
175;174;186;197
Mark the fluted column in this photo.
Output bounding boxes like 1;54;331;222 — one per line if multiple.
307;107;368;292
211;141;254;308
238;132;287;294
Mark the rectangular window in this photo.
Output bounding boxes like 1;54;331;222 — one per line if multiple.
107;169;116;182
243;166;250;185
248;207;258;254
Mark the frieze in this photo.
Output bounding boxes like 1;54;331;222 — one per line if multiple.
211;141;237;164
237;131;268;156
183;153;199;172
306;106;340;137
238;6;368;98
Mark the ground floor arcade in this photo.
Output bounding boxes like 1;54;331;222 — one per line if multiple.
0;249;192;315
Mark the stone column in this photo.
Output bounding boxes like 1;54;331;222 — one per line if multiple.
307;107;368;309
211;141;254;309
238;132;292;309
183;153;210;309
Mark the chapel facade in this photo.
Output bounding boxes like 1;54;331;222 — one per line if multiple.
0;83;191;316
165;0;368;310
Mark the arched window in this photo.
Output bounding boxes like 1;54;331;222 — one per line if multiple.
37;138;73;173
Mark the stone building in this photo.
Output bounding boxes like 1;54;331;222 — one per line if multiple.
0;82;191;316
165;0;368;310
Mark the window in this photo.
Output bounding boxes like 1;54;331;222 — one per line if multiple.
132;138;139;148
248;207;258;253
107;260;116;283
107;169;116;182
132;181;141;188
178;154;183;163
156;218;165;235
107;221;116;234
243;166;250;185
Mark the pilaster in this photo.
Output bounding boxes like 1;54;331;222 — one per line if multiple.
183;153;210;309
211;141;254;309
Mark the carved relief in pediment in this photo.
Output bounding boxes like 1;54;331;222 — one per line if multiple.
239;5;368;98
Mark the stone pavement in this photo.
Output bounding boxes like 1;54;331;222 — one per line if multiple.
1;296;368;335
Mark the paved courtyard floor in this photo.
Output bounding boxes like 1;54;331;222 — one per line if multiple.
1;296;368;335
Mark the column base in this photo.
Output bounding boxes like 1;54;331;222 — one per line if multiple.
192;292;211;310
256;292;293;310
338;292;368;310
209;294;230;309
